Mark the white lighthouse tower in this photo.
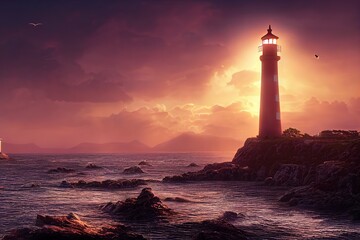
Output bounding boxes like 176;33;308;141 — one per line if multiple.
0;138;9;159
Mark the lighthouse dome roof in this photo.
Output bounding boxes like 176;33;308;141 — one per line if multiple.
261;25;279;40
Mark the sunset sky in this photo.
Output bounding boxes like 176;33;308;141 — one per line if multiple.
0;0;359;148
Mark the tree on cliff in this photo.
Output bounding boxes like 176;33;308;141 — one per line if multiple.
282;128;303;138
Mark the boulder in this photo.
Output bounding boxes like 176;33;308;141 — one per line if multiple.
2;213;145;240
217;211;244;222
163;162;252;182
123;166;145;174
191;220;249;240
138;161;152;166
164;197;192;203
47;167;75;174
85;164;102;169
187;163;200;167
60;179;146;189
102;188;173;220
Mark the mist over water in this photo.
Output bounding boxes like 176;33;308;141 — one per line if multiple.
0;153;359;239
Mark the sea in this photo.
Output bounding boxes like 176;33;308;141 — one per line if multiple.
0;153;359;239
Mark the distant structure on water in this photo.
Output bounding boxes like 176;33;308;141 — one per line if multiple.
0;138;2;153
259;25;282;138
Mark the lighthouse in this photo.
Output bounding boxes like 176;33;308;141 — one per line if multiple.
259;25;282;138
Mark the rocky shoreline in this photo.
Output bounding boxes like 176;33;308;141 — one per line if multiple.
163;136;360;220
2;134;359;239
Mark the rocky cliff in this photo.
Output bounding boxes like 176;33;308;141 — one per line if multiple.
163;136;360;220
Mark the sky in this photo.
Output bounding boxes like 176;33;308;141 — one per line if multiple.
0;0;359;148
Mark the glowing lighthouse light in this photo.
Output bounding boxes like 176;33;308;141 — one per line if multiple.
259;25;282;138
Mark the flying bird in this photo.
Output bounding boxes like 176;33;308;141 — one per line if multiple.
29;22;43;27
315;54;319;59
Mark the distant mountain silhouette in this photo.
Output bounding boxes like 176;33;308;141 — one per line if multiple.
4;141;150;154
68;140;150;153
153;132;242;152
3;143;59;153
4;133;242;153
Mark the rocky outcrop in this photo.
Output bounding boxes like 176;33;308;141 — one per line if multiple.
188;220;250;240
217;211;245;222
138;161;152;166
102;188;173;220
85;164;102;169
2;213;145;240
279;161;360;219
60;179;146;189
48;167;75;174
123;166;145;174
163;162;252;182
162;136;360;219
233;137;360;173
164;197;192;202
187;163;200;167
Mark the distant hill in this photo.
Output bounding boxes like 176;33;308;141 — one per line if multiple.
68;140;151;153
3;143;59;153
153;132;242;152
3;134;242;153
3;141;150;154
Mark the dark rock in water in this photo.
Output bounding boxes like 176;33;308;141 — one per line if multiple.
60;179;146;189
47;167;75;174
2;212;145;240
187;163;200;167
163;162;252;182
264;177;274;186
217;211;242;222
85;163;102;169
138;161;152;166
21;183;41;189
123;166;145;174
164;197;192;203
102;188;173;220
190;220;250;240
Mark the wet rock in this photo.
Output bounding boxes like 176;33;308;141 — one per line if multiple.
273;164;307;186
2;213;145;240
123;166;145;174
138;161;152;166
60;179;146;189
85;163;102;169
191;220;249;240
47;167;75;174
164;197;192;202
264;177;274;186
187;163;200;167
102;188;173;220
21;183;41;189
217;211;242;222
163;162;252;182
